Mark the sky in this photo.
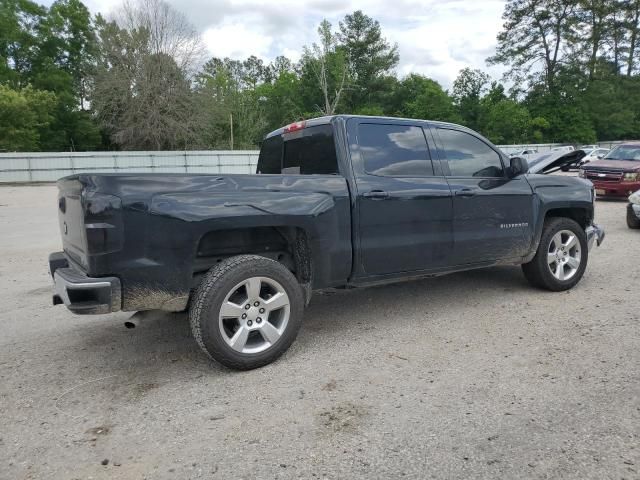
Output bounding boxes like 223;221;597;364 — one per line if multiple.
58;0;509;89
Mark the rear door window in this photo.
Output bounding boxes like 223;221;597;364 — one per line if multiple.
357;123;433;176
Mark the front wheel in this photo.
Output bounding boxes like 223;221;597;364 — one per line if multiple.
627;205;640;229
522;217;588;291
190;255;304;370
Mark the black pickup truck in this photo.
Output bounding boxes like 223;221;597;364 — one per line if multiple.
50;115;605;369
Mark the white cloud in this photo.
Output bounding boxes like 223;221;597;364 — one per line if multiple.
42;0;508;88
202;23;273;60
191;0;507;88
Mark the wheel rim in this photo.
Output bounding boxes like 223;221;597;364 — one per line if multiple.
218;276;290;354
547;229;581;281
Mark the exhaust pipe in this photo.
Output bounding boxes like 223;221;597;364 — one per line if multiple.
124;316;138;329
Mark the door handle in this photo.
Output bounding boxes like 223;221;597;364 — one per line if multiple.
363;190;389;199
455;188;476;197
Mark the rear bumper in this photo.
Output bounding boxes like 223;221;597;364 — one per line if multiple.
586;224;605;251
49;252;121;315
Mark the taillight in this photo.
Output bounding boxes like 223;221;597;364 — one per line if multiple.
83;192;123;255
283;121;306;133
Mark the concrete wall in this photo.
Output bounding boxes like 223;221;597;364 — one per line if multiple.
0;150;259;182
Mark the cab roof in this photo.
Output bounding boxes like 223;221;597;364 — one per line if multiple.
264;115;464;140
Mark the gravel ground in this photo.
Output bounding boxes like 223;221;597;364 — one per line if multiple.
0;184;638;480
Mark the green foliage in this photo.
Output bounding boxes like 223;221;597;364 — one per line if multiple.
300;19;349;115
452;68;490;132
2;0;640;151
482;99;532;144
399;74;460;123
0;84;56;151
0;0;45;86
338;10;399;113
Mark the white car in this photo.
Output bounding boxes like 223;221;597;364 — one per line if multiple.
628;189;640;229
510;149;538;158
581;148;609;164
552;145;575;152
580;144;600;151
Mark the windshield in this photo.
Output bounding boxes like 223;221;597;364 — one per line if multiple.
605;145;640;161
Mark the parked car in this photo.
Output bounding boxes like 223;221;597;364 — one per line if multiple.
49;115;605;370
628;189;640;229
510;149;538;157
579;142;640;197
552;145;575;152
528;149;587;172
580;148;609;164
580;145;600;151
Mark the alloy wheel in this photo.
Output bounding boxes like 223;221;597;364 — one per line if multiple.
547;229;581;281
218;276;290;354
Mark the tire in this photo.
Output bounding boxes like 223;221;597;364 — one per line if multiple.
627;205;640;229
189;255;304;370
522;217;589;291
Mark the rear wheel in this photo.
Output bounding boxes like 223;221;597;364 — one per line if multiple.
190;255;304;370
522;217;588;291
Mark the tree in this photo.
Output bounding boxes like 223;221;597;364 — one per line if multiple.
0;85;56;151
568;0;615;80
452;68;490;130
257;70;304;134
489;0;578;92
338;10;399;112
0;0;45;86
35;0;97;108
117;0;205;75
482;99;532;144
300;20;348;115
525;79;597;143
398;74;460;123
92;0;205;149
33;0;103;150
624;0;640;75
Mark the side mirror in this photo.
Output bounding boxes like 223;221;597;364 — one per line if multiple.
597;155;604;159
509;156;529;177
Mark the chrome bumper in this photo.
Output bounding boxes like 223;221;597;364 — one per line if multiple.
586;224;605;251
49;252;121;315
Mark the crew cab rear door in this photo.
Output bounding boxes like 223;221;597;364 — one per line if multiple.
429;125;534;265
347;118;454;277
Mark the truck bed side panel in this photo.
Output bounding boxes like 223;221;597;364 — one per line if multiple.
62;174;351;311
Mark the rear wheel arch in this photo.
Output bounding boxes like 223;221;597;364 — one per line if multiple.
191;225;313;293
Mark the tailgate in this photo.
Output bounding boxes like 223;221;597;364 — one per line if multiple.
57;177;88;269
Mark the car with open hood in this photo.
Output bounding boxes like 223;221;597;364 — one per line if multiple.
526;149;587;174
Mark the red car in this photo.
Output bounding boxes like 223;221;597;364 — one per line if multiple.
579;143;640;197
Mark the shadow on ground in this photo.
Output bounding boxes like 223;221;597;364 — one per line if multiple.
58;266;531;377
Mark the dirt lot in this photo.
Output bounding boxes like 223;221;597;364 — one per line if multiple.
0;184;638;480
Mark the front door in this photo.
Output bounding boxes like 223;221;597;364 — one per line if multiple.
348;119;454;277
431;126;535;265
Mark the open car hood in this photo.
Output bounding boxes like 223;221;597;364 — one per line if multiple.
526;150;587;174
